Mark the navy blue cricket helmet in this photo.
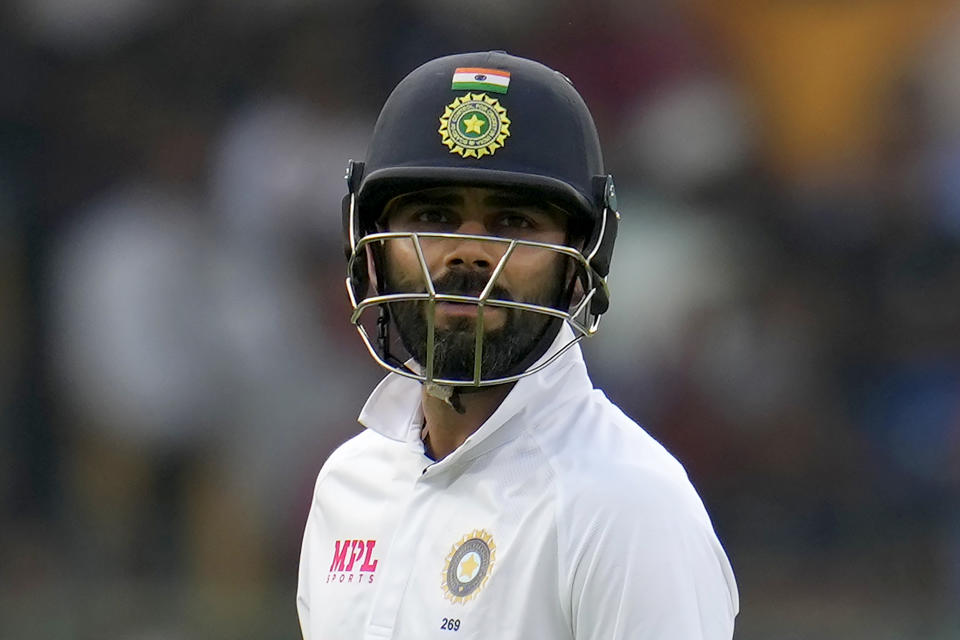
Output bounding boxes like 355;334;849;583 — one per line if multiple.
342;51;619;387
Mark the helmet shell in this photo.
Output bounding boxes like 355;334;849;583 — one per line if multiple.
349;51;607;233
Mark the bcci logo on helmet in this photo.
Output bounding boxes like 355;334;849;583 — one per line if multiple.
439;93;511;159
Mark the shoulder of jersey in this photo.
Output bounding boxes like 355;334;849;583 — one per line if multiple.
537;393;698;505
317;429;397;479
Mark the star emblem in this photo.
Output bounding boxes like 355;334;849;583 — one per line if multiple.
462;113;486;135
458;553;480;581
439;94;511;158
442;529;497;603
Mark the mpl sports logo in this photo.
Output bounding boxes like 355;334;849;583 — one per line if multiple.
327;539;380;585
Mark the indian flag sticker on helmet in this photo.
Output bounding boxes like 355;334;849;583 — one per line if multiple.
451;67;510;94
438;93;511;159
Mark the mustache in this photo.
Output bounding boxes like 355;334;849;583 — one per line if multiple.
384;269;514;301
430;270;513;301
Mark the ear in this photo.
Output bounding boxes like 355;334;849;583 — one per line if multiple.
559;254;586;310
365;243;379;292
571;276;585;307
567;261;587;309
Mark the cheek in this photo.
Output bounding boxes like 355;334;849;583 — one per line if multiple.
500;249;569;301
384;239;432;290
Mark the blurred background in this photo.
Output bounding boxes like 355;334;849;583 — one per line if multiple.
2;0;959;638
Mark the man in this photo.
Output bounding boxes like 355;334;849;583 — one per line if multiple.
297;51;738;639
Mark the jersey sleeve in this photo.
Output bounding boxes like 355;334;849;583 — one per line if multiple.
560;466;738;640
296;473;322;640
295;430;378;640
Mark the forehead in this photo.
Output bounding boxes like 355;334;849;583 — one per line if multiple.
384;186;569;219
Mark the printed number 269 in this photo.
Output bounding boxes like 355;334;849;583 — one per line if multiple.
440;618;460;631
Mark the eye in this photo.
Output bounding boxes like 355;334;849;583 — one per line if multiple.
495;212;534;229
415;208;452;225
388;206;456;231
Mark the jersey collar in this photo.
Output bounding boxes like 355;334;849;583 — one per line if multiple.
357;324;592;457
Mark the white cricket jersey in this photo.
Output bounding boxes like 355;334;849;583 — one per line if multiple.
297;327;739;639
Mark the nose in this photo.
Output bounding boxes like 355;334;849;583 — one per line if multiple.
442;221;503;271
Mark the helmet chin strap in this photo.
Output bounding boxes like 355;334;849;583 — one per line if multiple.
424;382;467;414
376;302;474;414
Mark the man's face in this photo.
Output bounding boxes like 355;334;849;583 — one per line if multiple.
380;186;572;382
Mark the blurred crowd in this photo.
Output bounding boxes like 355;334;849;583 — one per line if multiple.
1;0;959;638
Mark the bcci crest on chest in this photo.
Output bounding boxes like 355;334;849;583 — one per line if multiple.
442;529;496;604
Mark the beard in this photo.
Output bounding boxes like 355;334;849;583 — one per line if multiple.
384;263;568;383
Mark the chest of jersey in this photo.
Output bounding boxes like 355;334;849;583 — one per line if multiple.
301;437;572;640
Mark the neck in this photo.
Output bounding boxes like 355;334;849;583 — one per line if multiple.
421;383;514;461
